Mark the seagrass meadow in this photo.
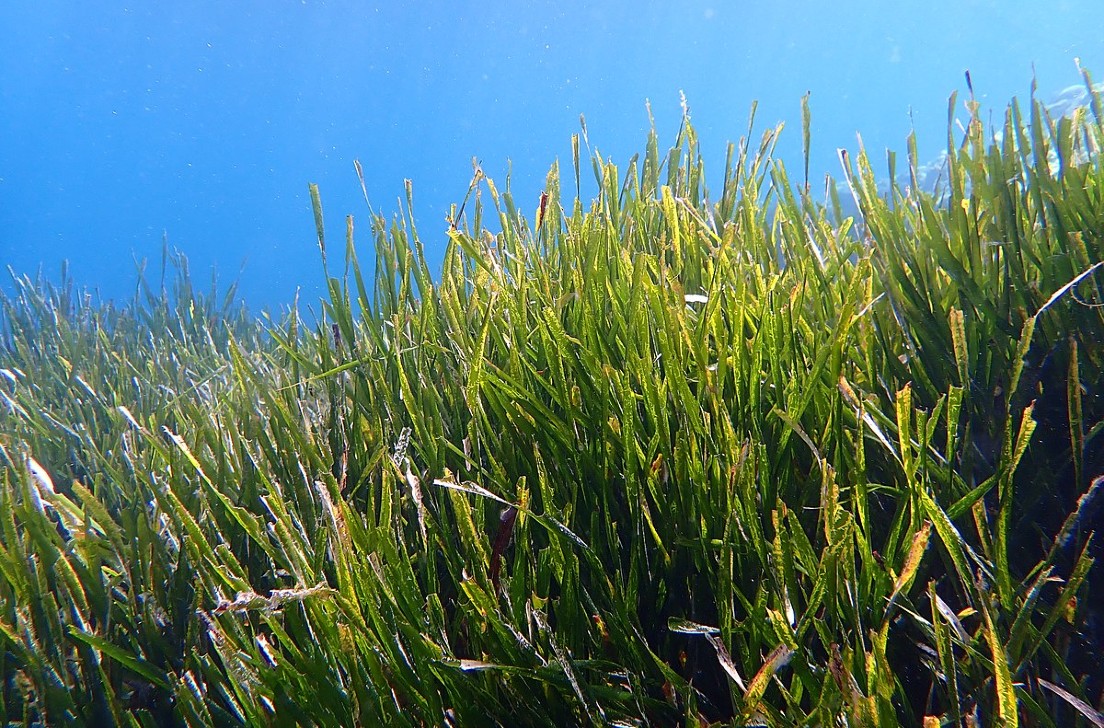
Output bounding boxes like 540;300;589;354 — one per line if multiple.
2;76;1104;727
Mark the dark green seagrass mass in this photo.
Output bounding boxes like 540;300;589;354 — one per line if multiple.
2;73;1103;726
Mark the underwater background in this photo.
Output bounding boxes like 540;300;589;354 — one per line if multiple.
2;0;1102;312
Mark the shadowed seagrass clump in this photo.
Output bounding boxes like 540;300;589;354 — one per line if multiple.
1;72;1103;726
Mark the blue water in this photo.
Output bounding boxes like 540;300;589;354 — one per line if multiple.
2;1;1102;312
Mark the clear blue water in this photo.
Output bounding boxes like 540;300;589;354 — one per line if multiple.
2;1;1102;312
